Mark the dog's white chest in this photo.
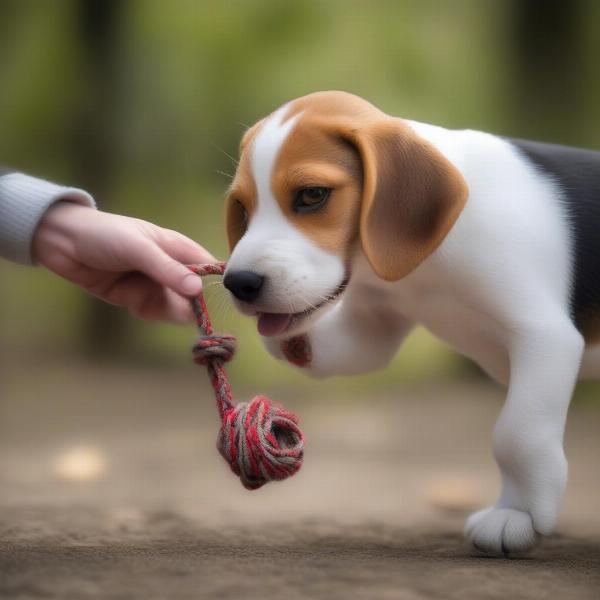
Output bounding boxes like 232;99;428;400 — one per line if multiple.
393;278;510;384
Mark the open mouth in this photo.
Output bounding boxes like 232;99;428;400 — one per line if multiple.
257;272;350;337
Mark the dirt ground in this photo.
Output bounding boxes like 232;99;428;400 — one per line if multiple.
1;357;599;599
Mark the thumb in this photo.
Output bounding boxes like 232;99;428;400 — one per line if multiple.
134;244;203;297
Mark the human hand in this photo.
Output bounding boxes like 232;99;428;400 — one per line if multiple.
33;202;215;322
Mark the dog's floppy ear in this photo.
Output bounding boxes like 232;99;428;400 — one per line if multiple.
340;118;468;280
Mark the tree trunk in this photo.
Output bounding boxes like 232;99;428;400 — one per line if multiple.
71;0;127;358
508;0;585;145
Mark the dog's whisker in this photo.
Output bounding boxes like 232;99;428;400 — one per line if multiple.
216;297;236;327
297;290;329;309
212;143;239;166
293;294;321;313
205;292;230;323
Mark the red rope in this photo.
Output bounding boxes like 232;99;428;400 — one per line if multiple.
188;262;305;490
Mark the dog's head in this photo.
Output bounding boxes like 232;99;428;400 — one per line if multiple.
224;91;467;337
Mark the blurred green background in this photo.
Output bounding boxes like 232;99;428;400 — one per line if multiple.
1;0;599;394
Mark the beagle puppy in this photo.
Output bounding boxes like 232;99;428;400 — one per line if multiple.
222;91;600;556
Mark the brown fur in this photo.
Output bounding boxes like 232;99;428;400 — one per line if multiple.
226;91;469;279
272;119;363;257
225;124;260;249
348;118;469;280
577;308;600;342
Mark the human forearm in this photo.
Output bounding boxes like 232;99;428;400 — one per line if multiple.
0;171;95;264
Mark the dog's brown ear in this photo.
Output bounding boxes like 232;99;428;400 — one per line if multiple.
340;119;468;280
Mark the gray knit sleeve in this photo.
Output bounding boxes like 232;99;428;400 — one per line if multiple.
0;170;96;265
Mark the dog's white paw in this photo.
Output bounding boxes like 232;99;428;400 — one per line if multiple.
464;507;539;557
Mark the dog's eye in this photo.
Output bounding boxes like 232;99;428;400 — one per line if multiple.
293;187;331;214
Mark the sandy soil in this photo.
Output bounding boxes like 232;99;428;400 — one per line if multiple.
1;358;599;598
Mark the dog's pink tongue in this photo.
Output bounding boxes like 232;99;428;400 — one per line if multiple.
257;313;291;337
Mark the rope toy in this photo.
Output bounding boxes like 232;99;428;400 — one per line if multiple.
188;262;306;490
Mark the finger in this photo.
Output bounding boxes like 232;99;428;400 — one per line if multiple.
131;287;194;322
97;273;194;322
157;289;195;322
131;242;204;298
156;228;217;265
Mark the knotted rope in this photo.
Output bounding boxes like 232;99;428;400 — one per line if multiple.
188;262;306;490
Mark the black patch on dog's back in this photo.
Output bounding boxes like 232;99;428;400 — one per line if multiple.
509;138;600;337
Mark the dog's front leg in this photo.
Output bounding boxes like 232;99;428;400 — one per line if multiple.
465;318;584;556
264;295;412;377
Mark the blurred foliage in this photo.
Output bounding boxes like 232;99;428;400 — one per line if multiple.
0;0;599;393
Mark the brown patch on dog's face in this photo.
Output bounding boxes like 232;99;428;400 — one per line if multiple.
226;93;374;255
225;122;262;250
272;118;363;257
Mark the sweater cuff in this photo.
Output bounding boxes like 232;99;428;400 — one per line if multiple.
0;173;96;265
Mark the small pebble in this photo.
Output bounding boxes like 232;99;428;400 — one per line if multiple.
425;476;481;512
53;446;107;482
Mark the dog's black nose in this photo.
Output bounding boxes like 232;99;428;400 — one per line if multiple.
223;270;265;303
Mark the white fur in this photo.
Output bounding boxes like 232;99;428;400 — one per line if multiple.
228;109;597;557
